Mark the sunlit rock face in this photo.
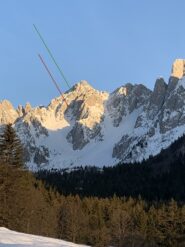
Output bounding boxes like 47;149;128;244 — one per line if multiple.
171;59;185;79
66;81;108;150
3;60;185;169
0;100;18;124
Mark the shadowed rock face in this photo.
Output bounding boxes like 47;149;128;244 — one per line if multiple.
150;78;167;108
2;60;185;169
112;60;185;162
107;83;151;127
67;122;89;150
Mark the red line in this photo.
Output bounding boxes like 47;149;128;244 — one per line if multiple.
38;54;68;107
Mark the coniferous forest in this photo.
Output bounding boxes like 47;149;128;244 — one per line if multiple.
1;124;185;246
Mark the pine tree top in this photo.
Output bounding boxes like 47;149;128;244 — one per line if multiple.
0;124;24;168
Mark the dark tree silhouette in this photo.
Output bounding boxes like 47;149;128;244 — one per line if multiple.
0;123;24;168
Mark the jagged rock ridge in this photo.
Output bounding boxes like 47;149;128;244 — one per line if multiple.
1;60;185;170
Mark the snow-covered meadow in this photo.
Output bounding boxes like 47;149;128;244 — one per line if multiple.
0;228;89;247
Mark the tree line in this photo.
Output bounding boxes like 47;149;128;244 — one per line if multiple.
37;157;185;201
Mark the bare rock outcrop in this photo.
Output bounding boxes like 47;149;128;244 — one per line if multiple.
171;59;185;78
0;100;18;124
107;83;151;127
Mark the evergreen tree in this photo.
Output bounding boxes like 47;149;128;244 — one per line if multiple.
0;124;24;168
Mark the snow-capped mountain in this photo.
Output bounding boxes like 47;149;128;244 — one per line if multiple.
1;59;185;170
0;228;89;247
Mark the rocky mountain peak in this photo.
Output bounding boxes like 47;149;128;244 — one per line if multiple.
114;86;127;96
154;77;167;91
150;78;167;106
24;102;32;113
70;80;96;94
113;83;133;96
171;59;185;79
113;83;151;97
17;105;24;117
0;100;18;124
107;83;151;127
0;100;14;110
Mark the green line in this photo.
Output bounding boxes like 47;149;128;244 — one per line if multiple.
33;24;71;89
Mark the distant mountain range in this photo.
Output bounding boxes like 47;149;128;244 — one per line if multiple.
1;59;185;170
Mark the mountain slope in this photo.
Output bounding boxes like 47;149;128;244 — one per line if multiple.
1;60;185;170
37;133;185;200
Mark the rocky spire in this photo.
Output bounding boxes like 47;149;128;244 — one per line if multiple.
171;59;185;79
24;102;32;114
150;78;167;107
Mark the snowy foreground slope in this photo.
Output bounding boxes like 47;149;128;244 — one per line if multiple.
0;228;89;247
1;59;185;170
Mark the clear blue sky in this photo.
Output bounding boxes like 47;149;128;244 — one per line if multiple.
1;0;185;107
